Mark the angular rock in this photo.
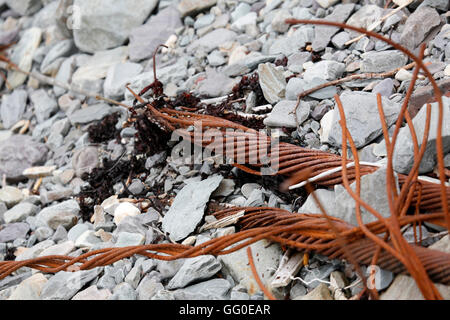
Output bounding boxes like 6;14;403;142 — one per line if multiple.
36;199;80;230
129;6;182;61
264;100;310;128
72;285;111;300
30;89;58;123
303;60;345;81
74;230;101;248
219;239;282;295
0;89;27;129
269;26;314;56
72;146;98;177
7;27;42;88
187;28;237;54
372;78;394;97
113;202;141;225
137;275;164;300
109;282;138;300
393;96;450;174
173;278;231;300
178;0;217;17
68;103;113;125
162;175;223;241
231;12;257;32
6;0;42;15
311;4;355;51
39;241;75;257
258;63;286;104
71;46;128;91
104;62;143;99
196;68;240;97
334;167;399;226
286;77;337;100
346;4;384;37
400;6;440;52
73;0;158;53
40;39;75;74
16;240;55;261
294;283;333;300
381;274;450;300
8;273;47;300
299;189;335;214
4;202;39;224
167;255;222;289
0;223;30;243
327;91;400;148
360;50;408;73
41;268;102;300
115;232;145;247
0;186;23;208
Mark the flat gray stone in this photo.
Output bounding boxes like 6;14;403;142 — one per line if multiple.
129;6;182;61
6;0;42;15
173;278;231;300
41;268;102;300
312;4;355;51
72;146;99;177
167;255;222;289
73;0;158;53
258;62;286;104
400;6;440;52
360;50;408;73
30;89;58;123
162;175;223;241
286;77;337;100
334;166;399;226
393;96;450;174
327;91;400;148
36;199;80;230
1;89;27;129
0;222;30;243
4;202;39;224
187;28;237;53
177;0;217;17
264;100;311;128
0;135;48;181
103;62;143;99
68;103;113;125
303;60;345;82
299;189;335;214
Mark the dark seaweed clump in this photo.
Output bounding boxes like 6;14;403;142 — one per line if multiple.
87;112;121;143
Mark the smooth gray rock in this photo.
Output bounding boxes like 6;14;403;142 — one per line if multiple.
167;255;222;289
68;103;113;125
30;89;58;123
269;26;314;56
0;223;30;243
372;78;394;97
312;4;355;51
0;135;48;180
393;96;450;174
35;199;80;230
0;187;23;208
287;52;311;73
196;69;239;97
258;63;286;104
334;167;399;226
400;6;440;51
15;239;55;261
418;0;449;11
129;6;182;61
162;175;223;241
109;282;138;300
7;27;42;88
115;232;145;247
40;39;75;74
299;189;335;214
41;268;102;300
72;146;98;177
6;0;42;15
104;62;143;99
173;278;231;300
73;0;158;53
4;202;39;224
327;91;400;148
194;13;215;29
219;239;282;295
303;60;345;81
187;28;237;53
286;77;337;100
177;0;217;17
1;89;27;129
67;224;90;242
264;100;310;128
137;275;164;300
360;50;408;73
331;31;351;49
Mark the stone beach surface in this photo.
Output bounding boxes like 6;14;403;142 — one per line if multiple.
0;0;449;300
